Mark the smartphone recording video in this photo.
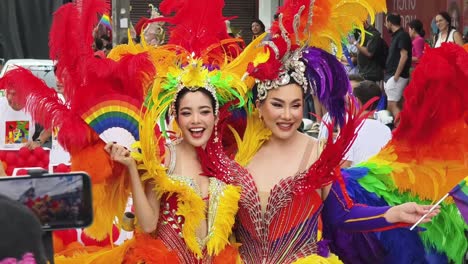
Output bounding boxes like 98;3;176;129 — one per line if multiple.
0;172;92;230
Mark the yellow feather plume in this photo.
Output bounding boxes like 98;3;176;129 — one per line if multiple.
309;0;387;57
83;171;131;241
232;110;271;166
206;184;241;256
253;49;270;67
223;32;269;89
292;253;343;264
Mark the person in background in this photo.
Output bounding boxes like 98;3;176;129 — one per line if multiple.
408;19;426;66
119;37;129;45
1;84;51;151
341;35;359;76
0;162;5;176
0;194;48;264
433;11;464;47
92;38;106;58
0;89;35;148
384;13;412;120
354;21;385;83
100;34;112;55
226;20;245;52
317;74;365;150
341;81;392;167
7;86;52;150
251;19;265;42
92;38;103;52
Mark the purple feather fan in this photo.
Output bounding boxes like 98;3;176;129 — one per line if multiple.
301;47;351;127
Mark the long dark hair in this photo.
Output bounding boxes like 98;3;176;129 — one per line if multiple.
251;19;266;34
409;19;425;37
437;11;453;30
434;11;455;43
173;87;217;117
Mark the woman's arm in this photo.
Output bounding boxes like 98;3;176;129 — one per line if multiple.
412;38;425;61
322;179;439;232
454;31;464;46
105;143;160;233
0;162;6;176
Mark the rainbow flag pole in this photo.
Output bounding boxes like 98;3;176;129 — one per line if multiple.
98;14;112;30
409;193;448;231
410;176;468;230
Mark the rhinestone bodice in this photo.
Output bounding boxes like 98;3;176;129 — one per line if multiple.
235;172;325;264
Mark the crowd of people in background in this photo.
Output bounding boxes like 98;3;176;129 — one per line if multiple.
340;11;466;128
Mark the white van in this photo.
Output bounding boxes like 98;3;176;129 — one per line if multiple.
0;59;56;97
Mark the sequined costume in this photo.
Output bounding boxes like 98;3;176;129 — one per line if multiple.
49;0;254;260
120;142;242;264
53;138;242;264
198;106;411;264
229;0;467;262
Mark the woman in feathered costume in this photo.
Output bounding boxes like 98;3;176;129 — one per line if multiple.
196;0;446;263
95;0;262;261
0;0;262;263
67;0;257;263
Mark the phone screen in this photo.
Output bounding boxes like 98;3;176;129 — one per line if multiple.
0;172;93;230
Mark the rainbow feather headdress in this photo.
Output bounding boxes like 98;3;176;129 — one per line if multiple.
152;56;246;119
245;0;387;125
141;0;264;136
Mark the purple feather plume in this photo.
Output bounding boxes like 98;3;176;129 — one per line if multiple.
301;47;351;126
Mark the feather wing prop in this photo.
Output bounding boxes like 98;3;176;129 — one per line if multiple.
148;0;232;61
0;67;90;152
49;0;108;103
6;0;157;242
308;0;386;56
268;0;386;55
342;43;468;263
0;66;129;242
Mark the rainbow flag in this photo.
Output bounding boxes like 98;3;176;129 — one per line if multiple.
100;14;112;30
449;176;468;224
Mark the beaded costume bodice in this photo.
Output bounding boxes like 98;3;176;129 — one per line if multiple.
196;110;393;264
150;142;241;263
235;169;325;264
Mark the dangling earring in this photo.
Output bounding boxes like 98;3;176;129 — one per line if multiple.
213;125;219;143
258;112;263;121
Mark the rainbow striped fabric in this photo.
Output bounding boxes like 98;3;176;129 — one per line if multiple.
100;14;111;29
449;176;468;224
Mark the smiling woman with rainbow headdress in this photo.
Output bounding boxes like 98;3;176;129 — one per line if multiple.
193;0;463;263
0;0;263;263
52;0;266;262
